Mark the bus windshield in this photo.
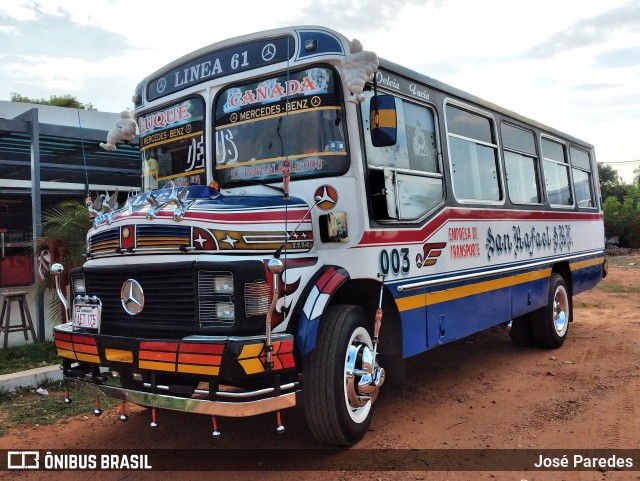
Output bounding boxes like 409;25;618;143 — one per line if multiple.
138;97;206;191
214;66;348;186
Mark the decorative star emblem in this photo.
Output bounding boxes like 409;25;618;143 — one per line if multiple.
221;234;238;247
194;233;207;248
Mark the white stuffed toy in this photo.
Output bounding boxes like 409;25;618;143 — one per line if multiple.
99;110;137;151
342;39;379;104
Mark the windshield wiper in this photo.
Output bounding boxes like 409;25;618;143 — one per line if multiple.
237;179;285;194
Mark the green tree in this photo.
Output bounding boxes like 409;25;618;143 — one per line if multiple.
603;184;640;248
38;199;92;324
598;162;626;202
10;92;97;110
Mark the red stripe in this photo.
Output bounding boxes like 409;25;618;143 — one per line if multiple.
74;343;98;355
323;271;346;293
130;208;310;224
55;340;74;351
280;353;296;369
316;267;337;291
54;332;72;342
71;335;96;345
139;351;177;362
179;343;224;355
357;207;603;247
140;342;178;352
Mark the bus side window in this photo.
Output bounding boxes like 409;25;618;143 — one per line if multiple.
446;103;502;203
501;123;542;204
542;138;573;207
362;92;444;222
570;147;595;208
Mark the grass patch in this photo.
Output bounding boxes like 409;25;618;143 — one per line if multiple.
0;341;60;375
599;282;640;294
0;380;117;436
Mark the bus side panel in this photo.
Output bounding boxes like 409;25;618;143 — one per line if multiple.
400;305;428;358
424;286;511;349
570;258;604;296
510;277;548;318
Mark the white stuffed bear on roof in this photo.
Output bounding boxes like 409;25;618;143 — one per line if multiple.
99;110;137;151
342;39;379;104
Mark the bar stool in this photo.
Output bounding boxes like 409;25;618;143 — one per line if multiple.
1;291;37;348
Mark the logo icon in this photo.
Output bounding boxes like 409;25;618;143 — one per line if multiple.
8;451;39;470
121;279;145;315
416;242;446;268
314;185;339;211
156;77;167;94
261;43;276;61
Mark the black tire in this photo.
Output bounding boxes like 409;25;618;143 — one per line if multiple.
531;273;571;349
509;314;536;347
303;305;380;445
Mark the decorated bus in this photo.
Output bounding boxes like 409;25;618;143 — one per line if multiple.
52;26;606;446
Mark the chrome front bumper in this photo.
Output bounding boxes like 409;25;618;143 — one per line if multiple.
92;382;300;417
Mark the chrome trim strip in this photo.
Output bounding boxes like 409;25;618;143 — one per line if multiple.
94;383;299;417
142;381;299;399
396;250;604;292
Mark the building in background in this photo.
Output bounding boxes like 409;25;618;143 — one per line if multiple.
0;101;140;288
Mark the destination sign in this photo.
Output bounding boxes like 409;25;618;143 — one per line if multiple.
147;36;295;101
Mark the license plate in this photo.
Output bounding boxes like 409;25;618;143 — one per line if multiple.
73;304;101;330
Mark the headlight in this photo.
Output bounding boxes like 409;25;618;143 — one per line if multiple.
72;275;86;294
213;301;235;321
212;275;234;294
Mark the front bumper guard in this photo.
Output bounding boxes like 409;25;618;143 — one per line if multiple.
80;380;300;417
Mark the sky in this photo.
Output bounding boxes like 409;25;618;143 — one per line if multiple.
1;0;639;183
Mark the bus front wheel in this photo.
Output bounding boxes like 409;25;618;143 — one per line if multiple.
303;304;382;445
531;274;571;349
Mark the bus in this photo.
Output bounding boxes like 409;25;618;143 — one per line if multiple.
52;25;606;446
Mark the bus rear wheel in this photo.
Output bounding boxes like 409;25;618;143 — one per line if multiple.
531;273;571;349
508;314;536;347
303;305;383;445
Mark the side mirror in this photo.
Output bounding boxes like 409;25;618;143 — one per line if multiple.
370;95;397;147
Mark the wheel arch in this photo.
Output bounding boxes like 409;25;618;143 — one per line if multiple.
552;261;573;296
291;266;402;359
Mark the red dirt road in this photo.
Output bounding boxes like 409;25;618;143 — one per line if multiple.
1;255;639;481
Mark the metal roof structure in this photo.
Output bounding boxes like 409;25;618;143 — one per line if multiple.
0;107;140;193
0;105;140;341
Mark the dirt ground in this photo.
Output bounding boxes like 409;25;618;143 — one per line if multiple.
1;254;639;481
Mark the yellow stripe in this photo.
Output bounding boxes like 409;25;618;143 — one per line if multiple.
75;353;101;364
570;257;604;271
239;343;264;360
397;268;552;312
177;364;220;376
105;349;133;363
139;360;176;372
57;348;77;360
140;131;204;151
239;358;265;375
216;106;340;130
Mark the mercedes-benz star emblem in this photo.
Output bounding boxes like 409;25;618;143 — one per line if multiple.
121;279;144;315
261;43;276;61
156;77;167;94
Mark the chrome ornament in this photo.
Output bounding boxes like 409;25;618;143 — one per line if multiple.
121;279;145;315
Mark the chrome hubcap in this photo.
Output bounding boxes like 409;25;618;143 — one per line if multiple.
553;285;569;336
344;327;385;423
